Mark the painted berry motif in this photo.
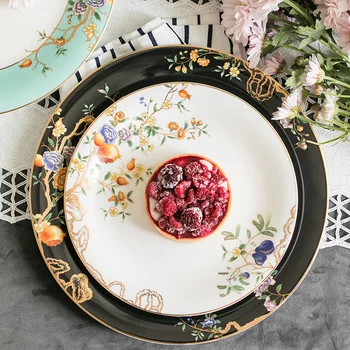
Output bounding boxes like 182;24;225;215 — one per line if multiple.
146;155;230;240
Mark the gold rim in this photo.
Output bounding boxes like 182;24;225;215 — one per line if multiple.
0;0;114;115
29;44;328;344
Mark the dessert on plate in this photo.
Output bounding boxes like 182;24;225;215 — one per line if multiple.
146;155;231;241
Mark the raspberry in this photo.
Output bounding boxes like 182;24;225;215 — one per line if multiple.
192;173;211;188
195;188;210;201
181;207;203;231
159;190;176;202
216;187;230;203
174;180;192;198
160;164;183;189
165;226;176;234
169;216;184;230
146;181;161;199
186;188;195;204
191;226;210;237
158;216;168;230
211;167;227;185
175;197;187;211
200;200;210;210
184;161;203;180
159;197;177;216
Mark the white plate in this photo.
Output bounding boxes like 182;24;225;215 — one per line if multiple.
65;82;298;316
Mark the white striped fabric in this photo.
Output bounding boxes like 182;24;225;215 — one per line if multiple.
59;13;243;100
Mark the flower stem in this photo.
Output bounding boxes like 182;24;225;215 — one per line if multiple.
268;13;295;26
324;76;350;90
282;0;314;24
307;132;348;145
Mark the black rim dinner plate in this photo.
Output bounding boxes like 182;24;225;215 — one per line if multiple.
30;45;327;344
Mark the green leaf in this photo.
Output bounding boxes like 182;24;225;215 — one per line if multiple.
127;140;133;147
182;324;186;332
153;103;158;112
44;213;53;222
95;164;101;170
261;231;274;237
252;220;263;232
247;229;251;239
189;60;193;70
68;0;74;5
175;322;183;326
207;333;214;340
239;243;246;250
217;285;227;290
218;272;229;275
235;224;241;238
272;270;278;277
285;69;305;89
232;285;245;292
257;294;267;300
222;245;227;252
299;37;313;50
257;214;264;228
266;212;271;227
94;11;101;21
48;137;55;148
184;120;189;130
239;278;249;286
125;173;132;179
222;253;227;261
228;256;237;262
272;25;296;47
276;284;282;293
161;136;166;145
104;172;111;180
266;226;277;232
78;14;82;22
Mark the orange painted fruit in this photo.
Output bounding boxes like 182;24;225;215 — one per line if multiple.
19;59;32;68
94;132;105;146
40;225;65;247
97;144;120;164
116;176;129;186
34;154;43;167
178;89;191;99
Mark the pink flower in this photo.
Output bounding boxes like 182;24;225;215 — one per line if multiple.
247;21;267;68
262;50;286;75
272;88;306;124
264;296;277;312
304;55;325;87
254;276;276;297
337;15;350;56
314;0;349;32
257;0;284;17
221;0;257;46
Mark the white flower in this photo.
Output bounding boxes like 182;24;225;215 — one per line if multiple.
317;90;339;121
304;55;325;87
262;50;286;75
272;88;306;122
247;21;267;68
264;296;277;312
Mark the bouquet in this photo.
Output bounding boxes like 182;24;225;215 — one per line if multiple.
222;0;350;149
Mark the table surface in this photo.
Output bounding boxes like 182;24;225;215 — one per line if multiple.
1;1;350;348
1;219;349;350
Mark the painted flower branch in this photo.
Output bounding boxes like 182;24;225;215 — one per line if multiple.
19;0;109;75
218;213;278;297
32;106;95;250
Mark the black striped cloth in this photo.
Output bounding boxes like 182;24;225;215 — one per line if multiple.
59;14;243;99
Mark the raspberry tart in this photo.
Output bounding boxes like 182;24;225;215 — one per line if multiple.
146;155;231;241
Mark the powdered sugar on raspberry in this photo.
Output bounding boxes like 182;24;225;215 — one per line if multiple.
146;156;230;240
